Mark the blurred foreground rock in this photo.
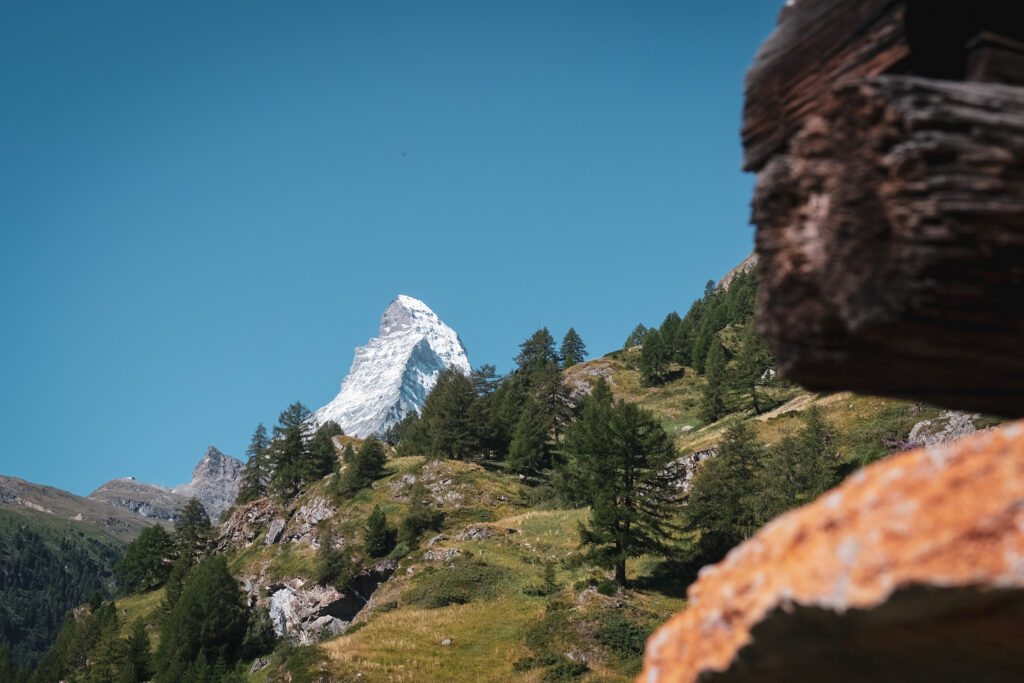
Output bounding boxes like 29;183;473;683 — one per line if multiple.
639;420;1024;682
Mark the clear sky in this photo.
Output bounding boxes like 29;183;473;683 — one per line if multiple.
0;1;780;495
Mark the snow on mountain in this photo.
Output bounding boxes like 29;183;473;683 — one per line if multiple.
310;295;471;438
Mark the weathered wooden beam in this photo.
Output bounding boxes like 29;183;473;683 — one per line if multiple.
967;32;1024;86
752;76;1024;415
741;0;909;172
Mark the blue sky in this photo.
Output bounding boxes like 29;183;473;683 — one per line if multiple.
0;1;780;495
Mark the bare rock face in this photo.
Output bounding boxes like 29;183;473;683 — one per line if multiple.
266;560;398;644
216;498;275;550
639;420;1024;682
173;446;243;520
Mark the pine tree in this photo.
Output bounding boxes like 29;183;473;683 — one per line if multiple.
341;442;356;463
515;328;558;373
639;328;669;386
123;618;152;683
755;407;838;523
0;645;17;681
562;379;680;585
307;421;344;480
420;367;479;459
155;556;249;680
685;421;763;563
338;437;388;495
114;524;174;593
399;480;443;543
173;498;212;564
623;323;650;349
316;535;358;590
236;423;271;505
269;401;311;501
699;337;729;423
364;505;395;557
733;323;772;415
508;395;554;475
559;328;587;368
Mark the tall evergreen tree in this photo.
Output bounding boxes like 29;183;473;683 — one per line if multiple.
562;379;680;585
364;505;395;558
733;323;773;415
755;407;838;523
114;524;174;593
559;328;587;368
236;423;271;505
623;323;650;349
173;498;212;564
269;401;312;501
337;437;388;496
515;328;558;373
508;395;554;475
419;367;480;459
685;421;763;563
639;328;669;386
306;421;344;481
154;556;249;681
398;480;443;543
699;337;729;423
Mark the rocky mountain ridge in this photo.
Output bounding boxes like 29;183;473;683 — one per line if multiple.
89;446;243;522
310;295;471;437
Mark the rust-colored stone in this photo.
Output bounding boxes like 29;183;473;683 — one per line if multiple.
639;421;1024;682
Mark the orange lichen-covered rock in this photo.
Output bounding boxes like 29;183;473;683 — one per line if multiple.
639;420;1024;682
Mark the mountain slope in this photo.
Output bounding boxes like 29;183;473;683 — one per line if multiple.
311;295;471;437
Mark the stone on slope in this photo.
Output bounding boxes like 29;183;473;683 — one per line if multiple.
639;420;1024;683
310;295;470;438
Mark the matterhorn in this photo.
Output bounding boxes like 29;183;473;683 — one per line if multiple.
310;295;471;437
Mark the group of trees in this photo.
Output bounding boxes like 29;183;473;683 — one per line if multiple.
396;327;583;477
685;408;841;563
237;402;345;505
14;496;274;681
0;516;121;671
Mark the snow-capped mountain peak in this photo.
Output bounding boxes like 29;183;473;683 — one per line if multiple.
310;295;470;438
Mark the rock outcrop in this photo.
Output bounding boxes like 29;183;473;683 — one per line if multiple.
265;560;398;644
310;295;471;438
172;446;243;519
639;420;1024;682
907;410;980;447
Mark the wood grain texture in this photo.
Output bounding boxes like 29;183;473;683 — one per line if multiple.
752;75;1024;415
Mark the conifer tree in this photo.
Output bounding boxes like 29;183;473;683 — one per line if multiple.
364;505;395;557
699;337;729;423
173;498;212;564
236;423;271;505
341;442;356;463
562;379;680;585
307;420;344;480
420;367;479;459
124;618;152;683
515;328;558;373
337;437;387;495
755;407;837;523
508;395;554;475
623;323;650;349
155;556;249;681
399;480;443;543
559;328;587;368
0;645;16;681
269;401;311;501
733;323;772;415
639;328;669;385
114;524;174;593
685;421;763;563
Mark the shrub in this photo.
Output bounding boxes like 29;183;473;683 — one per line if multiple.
403;563;510;609
543;658;588;681
596;579;617;596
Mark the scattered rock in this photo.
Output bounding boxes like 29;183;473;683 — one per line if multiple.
641;420;1024;683
455;525;492;541
286;497;336;543
427;534;449;547
907;410;980;447
249;657;269;674
265;518;286;546
441;638;453;646
423;548;461;562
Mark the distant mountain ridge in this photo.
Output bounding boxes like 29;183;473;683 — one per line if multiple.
89;446;242;522
311;295;471;437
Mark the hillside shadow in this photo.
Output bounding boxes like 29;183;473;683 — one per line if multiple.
631;558;699;599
